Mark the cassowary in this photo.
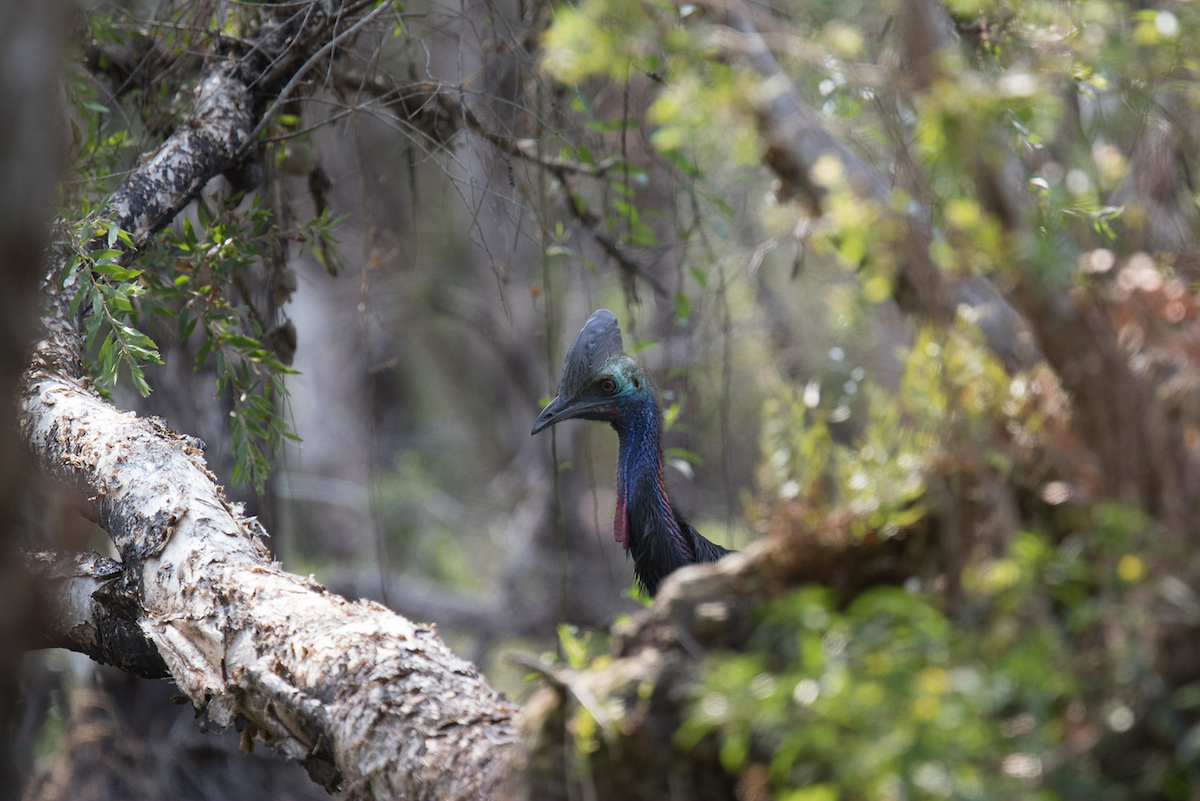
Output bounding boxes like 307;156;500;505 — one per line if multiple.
532;309;732;597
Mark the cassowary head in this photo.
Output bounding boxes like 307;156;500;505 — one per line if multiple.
530;309;652;434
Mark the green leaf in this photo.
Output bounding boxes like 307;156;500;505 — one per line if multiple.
195;198;211;231
129;366;152;397
664;446;703;465
778;786;839;801
558;624;589;669
221;334;263;350
673;293;690;322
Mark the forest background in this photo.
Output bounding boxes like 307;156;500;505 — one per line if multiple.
7;0;1200;799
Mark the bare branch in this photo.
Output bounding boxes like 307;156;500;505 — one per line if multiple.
236;1;396;162
333;74;673;298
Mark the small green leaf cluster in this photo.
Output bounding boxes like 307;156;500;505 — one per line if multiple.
538;0;760;322
64;218;163;398
153;195;327;491
553;624;625;766
759;322;1016;538
542;0;761;175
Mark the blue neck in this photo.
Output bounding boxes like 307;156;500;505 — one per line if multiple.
613;394;688;557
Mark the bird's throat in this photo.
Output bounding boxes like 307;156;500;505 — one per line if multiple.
612;395;683;554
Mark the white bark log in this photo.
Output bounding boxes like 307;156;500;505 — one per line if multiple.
26;549;168;678
23;345;517;797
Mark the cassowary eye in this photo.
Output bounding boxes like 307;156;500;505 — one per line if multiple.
599;377;617;394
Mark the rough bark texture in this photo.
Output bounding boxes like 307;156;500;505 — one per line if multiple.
516;559;750;801
25;266;518;799
107;67;255;247
27;550;168;679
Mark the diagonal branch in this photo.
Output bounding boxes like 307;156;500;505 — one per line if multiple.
333;74;673;298
22;343;518;796
697;0;1040;370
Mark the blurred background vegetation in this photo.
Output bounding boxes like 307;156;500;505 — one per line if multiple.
21;0;1200;797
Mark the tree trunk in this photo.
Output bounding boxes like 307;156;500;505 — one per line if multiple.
0;0;66;794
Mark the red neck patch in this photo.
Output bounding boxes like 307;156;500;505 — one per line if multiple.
613;489;629;550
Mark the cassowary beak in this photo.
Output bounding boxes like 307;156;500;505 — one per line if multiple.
531;392;617;435
531;395;570;435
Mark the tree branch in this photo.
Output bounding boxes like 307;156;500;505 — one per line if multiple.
26;550;169;678
333;74;673;299
25;4;518;798
696;0;1040;370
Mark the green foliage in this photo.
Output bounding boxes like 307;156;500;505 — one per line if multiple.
63;217;162;398
553;624;622;769
679;509;1160;798
58;7;352;492
542;0;780;171
759;323;1014;538
539;0;760;326
148;196;345;491
58;193;325;492
558;623;611;671
678;583;1038;797
541;0;669;86
738;305;1185;795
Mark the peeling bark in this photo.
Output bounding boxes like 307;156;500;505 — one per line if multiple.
26;550;168;679
106;67;256;247
513;553;770;801
27;264;519;800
